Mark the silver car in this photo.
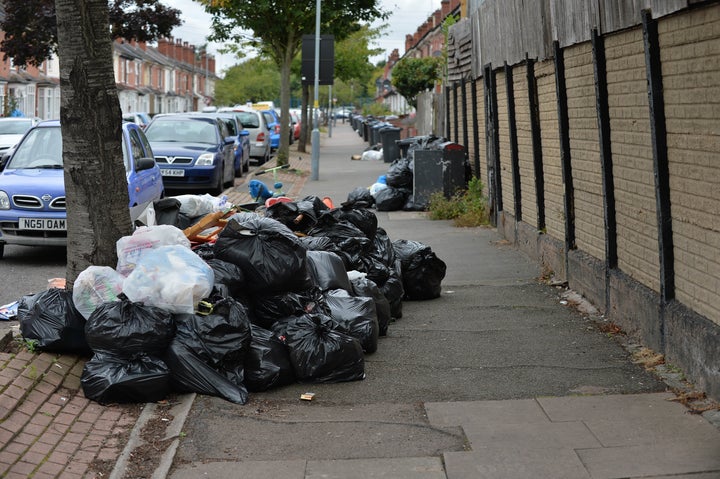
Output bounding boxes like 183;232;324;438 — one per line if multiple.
218;106;271;165
0;117;42;155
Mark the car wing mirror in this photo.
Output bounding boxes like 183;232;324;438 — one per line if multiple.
225;136;235;145
136;157;156;171
239;130;249;137
0;154;10;171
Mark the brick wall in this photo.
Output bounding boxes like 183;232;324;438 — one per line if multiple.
536;60;564;241
564;42;605;262
660;5;720;325
606;28;660;293
514;64;538;228
496;70;515;213
464;80;478;178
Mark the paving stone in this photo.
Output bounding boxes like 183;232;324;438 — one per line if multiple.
444;448;590;479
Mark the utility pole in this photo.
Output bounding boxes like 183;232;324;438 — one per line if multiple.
311;0;321;181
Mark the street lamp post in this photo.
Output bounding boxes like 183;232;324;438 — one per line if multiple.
311;0;321;181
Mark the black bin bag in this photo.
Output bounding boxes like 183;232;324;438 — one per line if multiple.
282;313;365;384
85;297;176;357
164;297;252;404
350;275;392;337
306;250;352;292
324;289;379;354
214;213;308;294
81;352;171;404
18;288;91;355
393;239;447;300
244;324;295;392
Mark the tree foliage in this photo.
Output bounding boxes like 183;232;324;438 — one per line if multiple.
214;57;281;106
391;56;442;108
199;0;387;164
0;0;182;66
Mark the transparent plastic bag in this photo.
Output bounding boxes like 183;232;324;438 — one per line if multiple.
72;266;124;319
116;225;191;276
122;245;214;314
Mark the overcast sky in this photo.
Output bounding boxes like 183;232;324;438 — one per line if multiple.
170;0;440;76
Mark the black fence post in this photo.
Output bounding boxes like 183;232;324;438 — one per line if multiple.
642;9;674;309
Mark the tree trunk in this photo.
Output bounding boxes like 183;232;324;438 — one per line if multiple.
56;0;131;288
298;83;310;153
275;47;293;166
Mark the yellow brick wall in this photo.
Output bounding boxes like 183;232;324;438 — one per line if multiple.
495;69;515;213
660;4;720;325
475;79;488;197
535;60;564;240
514;63;538;228
464;80;477;177
563;42;606;262
606;27;660;293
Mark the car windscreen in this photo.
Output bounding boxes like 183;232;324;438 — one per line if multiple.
145;118;218;144
0;120;33;135
7;127;63;169
235;112;260;129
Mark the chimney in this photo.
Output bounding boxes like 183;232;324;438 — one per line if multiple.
138;41;147;51
441;0;450;18
405;34;413;52
209;56;216;75
158;37;172;56
434;10;442;27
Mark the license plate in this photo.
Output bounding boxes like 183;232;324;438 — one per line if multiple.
160;169;185;177
19;218;66;231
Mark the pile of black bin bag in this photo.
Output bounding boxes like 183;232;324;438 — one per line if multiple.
14;196;446;405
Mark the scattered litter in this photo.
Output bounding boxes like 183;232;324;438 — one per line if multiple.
0;301;19;321
300;392;315;401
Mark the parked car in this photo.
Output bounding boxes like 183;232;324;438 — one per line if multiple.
290;111;301;141
0;120;164;259
188;111;251;176
122;112;151;129
259;108;281;151
219;106;271;165
0;117;42;155
143;113;236;195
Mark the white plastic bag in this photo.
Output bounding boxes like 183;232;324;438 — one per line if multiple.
174;194;228;218
361;150;383;161
122;244;214;314
72;266;124;319
116;225;191;276
369;182;389;197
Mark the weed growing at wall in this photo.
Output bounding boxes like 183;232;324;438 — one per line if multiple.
428;176;489;227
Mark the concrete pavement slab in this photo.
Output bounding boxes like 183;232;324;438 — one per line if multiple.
461;420;602;450
576;440;720;478
171;459;307;479
444;448;592;479
305;457;447;479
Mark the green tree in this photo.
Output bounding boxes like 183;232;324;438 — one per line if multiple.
200;0;387;165
0;0;181;285
214;57;281;106
1;0;181;66
391;56;441;108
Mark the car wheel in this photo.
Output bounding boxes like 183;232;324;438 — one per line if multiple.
211;167;224;196
0;243;4;259
243;155;250;173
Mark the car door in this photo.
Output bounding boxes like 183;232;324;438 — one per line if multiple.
216;119;235;184
125;125;162;208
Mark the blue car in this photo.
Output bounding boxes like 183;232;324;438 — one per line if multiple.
0;120;165;259
260;109;281;151
192;111;251;176
143;114;236;195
